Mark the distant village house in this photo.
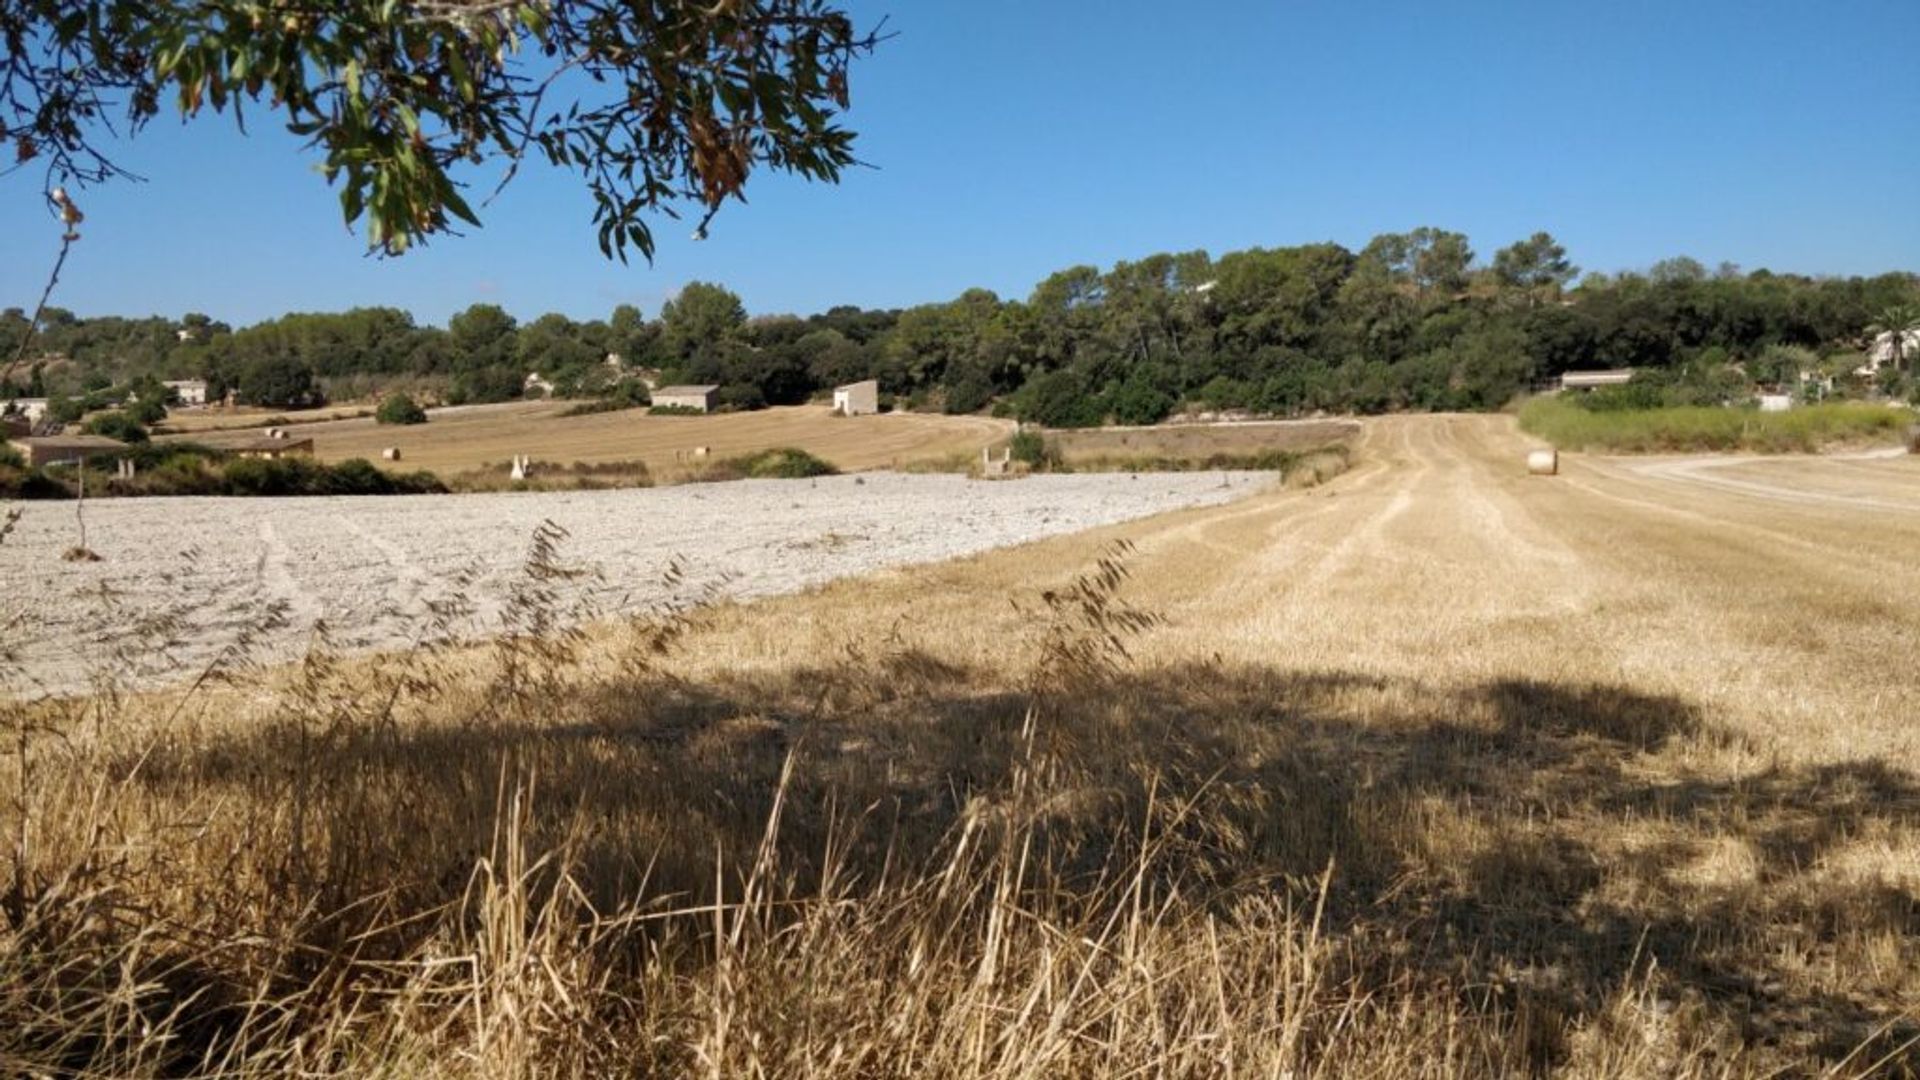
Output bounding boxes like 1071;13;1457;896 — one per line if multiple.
1856;329;1920;377
164;379;209;407
3;398;50;422
652;385;719;412
833;379;880;416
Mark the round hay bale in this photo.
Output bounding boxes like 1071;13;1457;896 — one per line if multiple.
1526;449;1559;476
1906;423;1920;455
381;446;402;461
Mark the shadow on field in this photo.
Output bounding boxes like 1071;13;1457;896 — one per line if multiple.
122;654;1920;1073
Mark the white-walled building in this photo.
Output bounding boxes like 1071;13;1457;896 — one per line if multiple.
1857;329;1920;377
164;379;209;406
652;385;719;412
833;379;880;416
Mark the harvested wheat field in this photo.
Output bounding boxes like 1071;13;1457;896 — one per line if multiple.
158;403;374;433
5;413;1920;1077
1047;416;1360;466
166;400;1011;477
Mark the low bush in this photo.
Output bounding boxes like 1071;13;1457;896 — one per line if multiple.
1007;429;1057;470
0;445;451;500
691;447;839;482
81;411;150;444
126;397;169;425
561;380;653;417
376;392;428;425
224;455;446;496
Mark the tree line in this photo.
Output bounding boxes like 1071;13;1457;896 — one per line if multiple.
5;229;1916;422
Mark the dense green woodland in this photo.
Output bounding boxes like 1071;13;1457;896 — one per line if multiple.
6;229;1917;422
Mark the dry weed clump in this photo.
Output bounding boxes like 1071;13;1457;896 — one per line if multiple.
2;503;1918;1077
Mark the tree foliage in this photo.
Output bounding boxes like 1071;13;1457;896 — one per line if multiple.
6;228;1916;427
2;0;883;258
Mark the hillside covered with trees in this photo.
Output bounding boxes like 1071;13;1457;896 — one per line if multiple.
6;229;1917;423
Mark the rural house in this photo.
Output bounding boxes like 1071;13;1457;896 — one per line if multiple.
3;398;50;422
164;379;209;406
1857;329;1920;377
833;379;880;416
652;385;719;412
9;433;127;467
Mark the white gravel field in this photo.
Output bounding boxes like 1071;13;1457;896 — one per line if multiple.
0;471;1265;696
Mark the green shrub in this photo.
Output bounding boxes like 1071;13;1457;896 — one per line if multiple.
692;447;839;482
738;447;838;479
222;455;446;496
560;379;651;417
1007;429;1056;470
1105;378;1175;426
1015;370;1103;428
447;366;523;405
0;465;70;499
221;456;311;496
648;404;705;416
718;384;766;411
81;411;150;444
126;397;169;425
376;392;428;425
943;371;994;415
1519;396;1909;453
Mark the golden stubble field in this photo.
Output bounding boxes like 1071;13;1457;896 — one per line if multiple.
1047;417;1360;465
164;399;1013;477
6;413;1920;1077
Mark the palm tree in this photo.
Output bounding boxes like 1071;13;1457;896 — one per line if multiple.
1866;303;1920;373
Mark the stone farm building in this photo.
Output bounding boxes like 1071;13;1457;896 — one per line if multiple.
833;379;880;416
652;385;719;412
8;433;127;467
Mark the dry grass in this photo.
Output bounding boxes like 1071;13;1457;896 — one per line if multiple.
6;413;1920;1076
157;403;375;433
1046;418;1360;466
1519;396;1912;453
163;401;1011;480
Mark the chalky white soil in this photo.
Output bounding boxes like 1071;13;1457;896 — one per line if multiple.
0;472;1264;696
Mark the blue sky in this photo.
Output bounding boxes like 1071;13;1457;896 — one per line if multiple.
3;0;1916;327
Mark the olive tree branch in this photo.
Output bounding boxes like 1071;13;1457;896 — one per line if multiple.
2;226;75;390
